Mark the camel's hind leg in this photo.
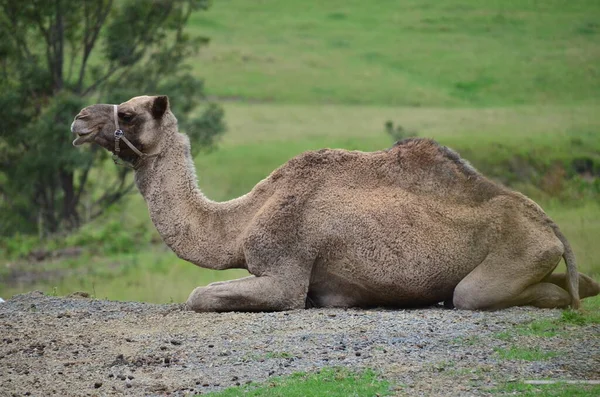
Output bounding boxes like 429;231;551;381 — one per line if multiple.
452;243;568;310
543;273;600;300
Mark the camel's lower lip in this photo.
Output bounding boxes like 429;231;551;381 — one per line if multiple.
72;134;92;146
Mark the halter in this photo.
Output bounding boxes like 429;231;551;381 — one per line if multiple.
112;105;155;169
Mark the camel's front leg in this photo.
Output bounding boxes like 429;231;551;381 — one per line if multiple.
186;275;308;312
206;275;255;287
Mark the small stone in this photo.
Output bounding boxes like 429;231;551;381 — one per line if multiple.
126;383;132;389
94;382;102;388
127;375;134;380
170;339;182;345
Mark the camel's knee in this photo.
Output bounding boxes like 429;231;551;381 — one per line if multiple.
453;284;487;311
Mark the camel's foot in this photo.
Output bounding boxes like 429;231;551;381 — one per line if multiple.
186;275;306;312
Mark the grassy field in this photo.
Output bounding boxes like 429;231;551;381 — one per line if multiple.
189;0;600;106
1;0;600;303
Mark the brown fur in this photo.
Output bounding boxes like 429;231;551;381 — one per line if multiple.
71;95;600;312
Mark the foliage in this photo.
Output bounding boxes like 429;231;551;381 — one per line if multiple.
0;0;225;236
202;368;392;397
384;121;418;143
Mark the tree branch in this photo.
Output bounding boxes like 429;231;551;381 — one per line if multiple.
53;0;65;92
90;179;136;220
76;0;112;93
74;152;96;205
88;2;173;95
1;4;35;61
82;63;122;96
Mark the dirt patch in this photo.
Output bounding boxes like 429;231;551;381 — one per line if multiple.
0;292;598;396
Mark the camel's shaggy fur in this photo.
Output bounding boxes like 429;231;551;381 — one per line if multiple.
72;96;600;312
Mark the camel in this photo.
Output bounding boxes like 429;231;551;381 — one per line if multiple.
71;95;600;312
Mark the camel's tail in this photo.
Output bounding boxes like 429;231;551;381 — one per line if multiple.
552;226;580;309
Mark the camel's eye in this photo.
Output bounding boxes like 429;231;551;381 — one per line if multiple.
119;112;134;123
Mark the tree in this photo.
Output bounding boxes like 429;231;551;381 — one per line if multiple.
0;0;225;236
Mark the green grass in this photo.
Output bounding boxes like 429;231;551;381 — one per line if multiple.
0;246;248;304
202;368;392;397
494;346;557;361
494;296;600;340
189;0;600;106
495;382;600;396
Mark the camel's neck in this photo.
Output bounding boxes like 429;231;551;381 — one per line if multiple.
134;134;262;269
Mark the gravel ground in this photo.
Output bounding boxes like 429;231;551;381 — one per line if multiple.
0;291;598;396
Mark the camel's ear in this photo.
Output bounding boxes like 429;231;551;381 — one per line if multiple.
151;95;169;119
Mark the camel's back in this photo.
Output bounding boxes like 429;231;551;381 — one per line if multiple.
269;138;507;206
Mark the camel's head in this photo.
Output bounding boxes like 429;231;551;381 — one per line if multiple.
71;95;173;162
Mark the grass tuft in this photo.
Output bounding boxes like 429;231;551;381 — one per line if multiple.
494;346;557;361
202;367;392;397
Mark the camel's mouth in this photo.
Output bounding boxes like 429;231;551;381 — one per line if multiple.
72;131;95;147
71;120;96;146
72;134;93;146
